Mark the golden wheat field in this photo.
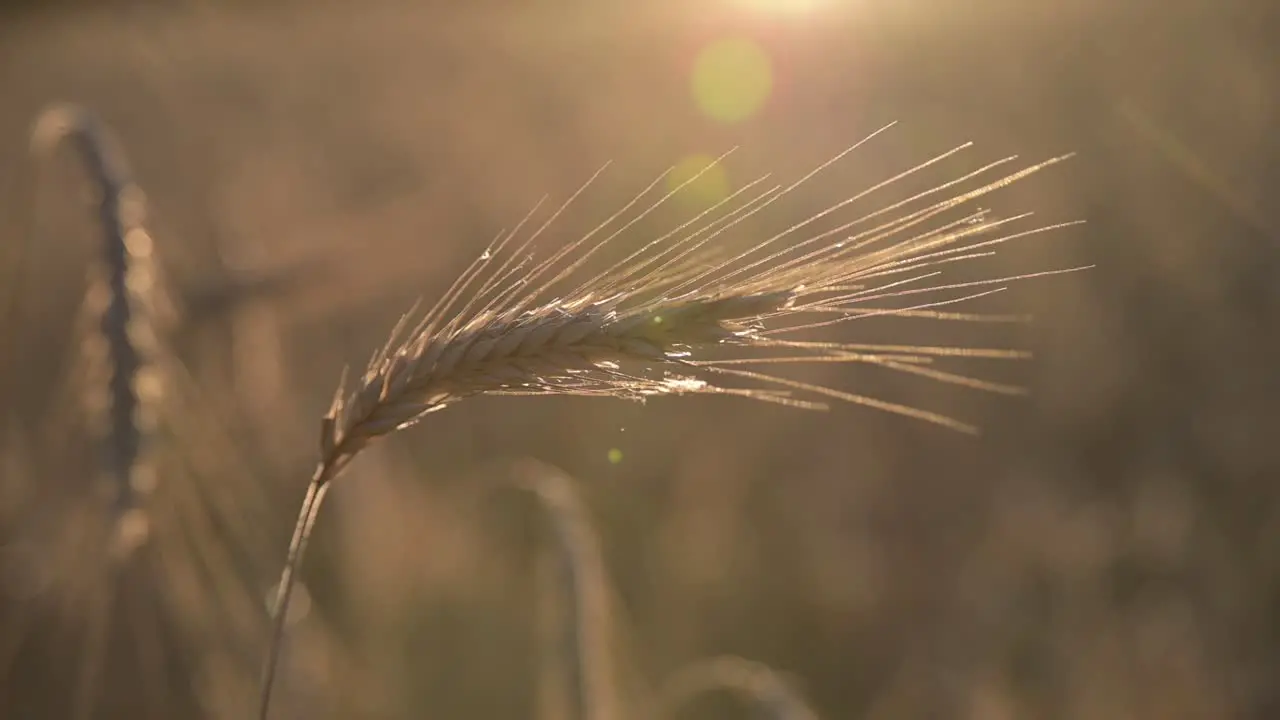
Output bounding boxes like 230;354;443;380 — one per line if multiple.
1;1;1278;719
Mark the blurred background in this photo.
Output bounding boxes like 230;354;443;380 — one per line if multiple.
1;0;1278;718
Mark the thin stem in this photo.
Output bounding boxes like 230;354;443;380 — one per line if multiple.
257;465;333;720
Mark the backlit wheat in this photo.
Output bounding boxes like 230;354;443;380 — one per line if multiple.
259;123;1089;717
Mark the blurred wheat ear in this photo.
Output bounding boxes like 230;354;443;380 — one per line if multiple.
514;459;630;720
512;460;822;720
0;104;330;720
258;124;1089;717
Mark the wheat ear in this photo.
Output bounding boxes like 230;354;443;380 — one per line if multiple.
259;125;1088;717
2;105;166;720
32;104;168;557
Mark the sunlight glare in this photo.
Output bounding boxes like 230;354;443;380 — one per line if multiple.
732;0;829;15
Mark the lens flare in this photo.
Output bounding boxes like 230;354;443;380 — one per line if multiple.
734;0;827;13
691;37;774;124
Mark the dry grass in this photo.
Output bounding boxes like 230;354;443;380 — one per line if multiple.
259;126;1086;717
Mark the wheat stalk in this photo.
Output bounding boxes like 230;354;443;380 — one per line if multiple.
518;460;627;720
258;123;1088;717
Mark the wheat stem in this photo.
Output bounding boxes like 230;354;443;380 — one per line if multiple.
518;461;623;720
258;468;331;720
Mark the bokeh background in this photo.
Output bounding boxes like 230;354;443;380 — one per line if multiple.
1;0;1279;718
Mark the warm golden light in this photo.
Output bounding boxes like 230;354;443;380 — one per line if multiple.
732;0;829;15
691;37;774;124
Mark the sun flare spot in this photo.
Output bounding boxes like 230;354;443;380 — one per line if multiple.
691;37;774;124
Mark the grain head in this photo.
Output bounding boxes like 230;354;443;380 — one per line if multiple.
260;124;1087;717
